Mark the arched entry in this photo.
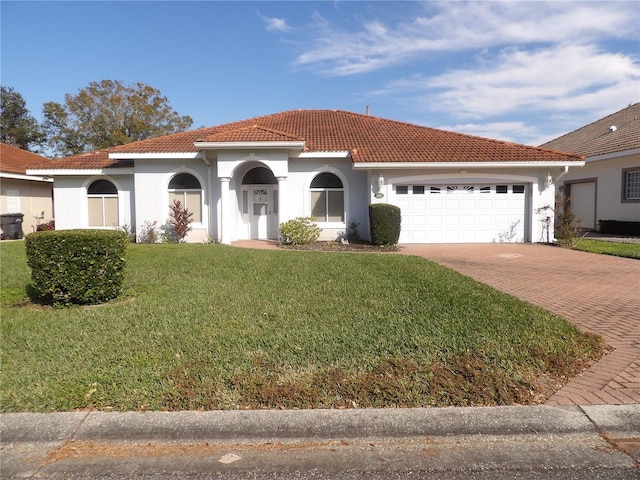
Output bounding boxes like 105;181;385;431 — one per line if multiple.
241;167;278;239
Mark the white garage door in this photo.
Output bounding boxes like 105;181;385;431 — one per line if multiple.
567;182;596;230
390;184;527;243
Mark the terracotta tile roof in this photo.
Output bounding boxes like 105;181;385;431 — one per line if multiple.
31;110;584;170
27;149;133;171
540;103;640;157
0;142;51;175
201;125;304;143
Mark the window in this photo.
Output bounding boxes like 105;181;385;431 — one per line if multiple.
413;185;425;195
496;185;508;194
169;173;202;222
310;172;344;222
430;186;441;194
513;185;525;194
623;168;640;202
396;185;409;195
87;180;118;227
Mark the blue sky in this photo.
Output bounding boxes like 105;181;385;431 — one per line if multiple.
2;1;638;147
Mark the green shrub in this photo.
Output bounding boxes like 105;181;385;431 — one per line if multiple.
369;203;401;245
25;229;128;306
597;220;640;236
279;217;321;245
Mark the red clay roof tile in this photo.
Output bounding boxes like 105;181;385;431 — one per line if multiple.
0;143;50;175
31;110;583;170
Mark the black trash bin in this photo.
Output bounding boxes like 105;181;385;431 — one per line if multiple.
0;213;25;240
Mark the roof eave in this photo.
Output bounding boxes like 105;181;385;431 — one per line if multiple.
352;161;586;170
26;168;135;176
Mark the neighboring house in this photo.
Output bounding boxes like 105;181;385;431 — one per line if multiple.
27;110;584;244
540;103;640;230
0;143;54;237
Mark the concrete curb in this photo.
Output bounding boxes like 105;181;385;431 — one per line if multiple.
3;404;639;444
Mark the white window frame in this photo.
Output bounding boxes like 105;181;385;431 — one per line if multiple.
87;179;119;228
309;172;345;224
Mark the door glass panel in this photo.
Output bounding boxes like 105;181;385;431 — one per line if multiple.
273;190;278;214
242;190;248;214
253;203;266;216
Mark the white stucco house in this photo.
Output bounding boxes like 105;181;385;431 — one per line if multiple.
1;142;54;237
540;103;640;230
27;110;585;244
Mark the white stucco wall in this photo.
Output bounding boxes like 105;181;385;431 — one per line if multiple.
52;174;134;231
560;153;640;224
134;159;210;242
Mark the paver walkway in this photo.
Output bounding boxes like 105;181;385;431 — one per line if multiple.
232;241;640;406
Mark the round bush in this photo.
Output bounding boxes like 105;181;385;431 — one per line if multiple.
25;229;128;306
369;204;402;246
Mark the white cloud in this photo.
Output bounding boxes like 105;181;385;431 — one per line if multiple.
294;2;639;76
258;12;291;33
420;44;640;119
435;121;543;145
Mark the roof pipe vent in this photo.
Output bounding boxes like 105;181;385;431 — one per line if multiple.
365;105;370;116
609;125;617;132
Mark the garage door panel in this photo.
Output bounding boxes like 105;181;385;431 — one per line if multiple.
392;183;527;243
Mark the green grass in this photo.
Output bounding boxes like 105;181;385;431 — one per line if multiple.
1;241;604;412
572;238;640;259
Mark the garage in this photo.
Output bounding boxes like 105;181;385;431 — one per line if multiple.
390;183;527;243
566;181;596;230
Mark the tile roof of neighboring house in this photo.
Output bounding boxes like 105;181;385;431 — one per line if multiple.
540;103;640;157
29;110;583;171
0;142;51;175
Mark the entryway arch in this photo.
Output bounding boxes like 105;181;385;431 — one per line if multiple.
241;166;279;239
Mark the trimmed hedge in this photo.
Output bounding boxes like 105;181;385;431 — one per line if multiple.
369;203;402;245
25;229;128;306
597;220;640;236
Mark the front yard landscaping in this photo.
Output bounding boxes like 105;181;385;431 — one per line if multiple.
572;238;640;259
1;241;604;412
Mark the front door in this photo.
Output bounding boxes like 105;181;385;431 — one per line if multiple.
250;186;278;239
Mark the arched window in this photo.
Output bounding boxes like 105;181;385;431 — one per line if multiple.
310;172;344;222
168;173;202;223
87;179;118;227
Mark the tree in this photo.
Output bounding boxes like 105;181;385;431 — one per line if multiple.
42;80;193;157
0;86;45;151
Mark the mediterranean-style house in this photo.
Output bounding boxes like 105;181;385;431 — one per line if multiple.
27;110;585;244
540;103;640;230
0;142;53;237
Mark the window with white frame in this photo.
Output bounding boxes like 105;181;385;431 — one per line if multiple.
310;172;344;222
87;179;118;227
168;173;202;222
623;168;640;202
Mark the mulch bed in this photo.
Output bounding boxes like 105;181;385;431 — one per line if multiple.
277;241;399;253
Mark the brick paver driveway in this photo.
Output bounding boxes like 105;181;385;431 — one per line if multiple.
401;243;640;405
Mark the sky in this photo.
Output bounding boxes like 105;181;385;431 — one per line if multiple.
1;1;639;147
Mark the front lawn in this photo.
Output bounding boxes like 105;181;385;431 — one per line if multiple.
0;242;604;412
572;238;640;259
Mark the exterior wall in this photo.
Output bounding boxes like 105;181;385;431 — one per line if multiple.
365;167;558;243
287;157;369;241
134;159;210;243
0;177;53;235
52;174;134;231
561;153;640;225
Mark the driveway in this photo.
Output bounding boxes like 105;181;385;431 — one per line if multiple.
400;243;640;406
